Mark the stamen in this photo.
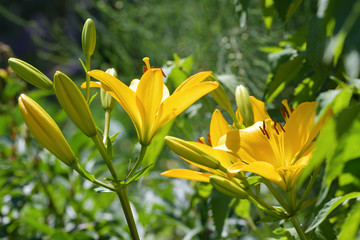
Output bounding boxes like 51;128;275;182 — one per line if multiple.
259;125;270;139
273;119;279;135
262;120;266;130
198;137;206;144
207;132;212;146
279;123;286;132
143;57;151;70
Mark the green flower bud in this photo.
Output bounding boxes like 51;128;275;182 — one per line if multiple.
165;136;220;169
235;85;254;127
208;75;233;113
210;175;248;199
8;58;53;90
100;68;116;111
18;94;77;166
54;71;97;137
81;18;96;56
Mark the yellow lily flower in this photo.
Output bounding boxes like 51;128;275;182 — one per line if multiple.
85;57;218;146
161;109;236;182
224;101;330;191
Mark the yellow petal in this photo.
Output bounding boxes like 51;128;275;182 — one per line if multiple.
88;70;142;138
224;125;277;166
174;71;212;93
228;161;286;190
136;68;164;144
156;81;218;134
129;79;140;92
161;169;212;182
249;96;271;123
210;109;232;147
80;81;102;89
284;102;317;160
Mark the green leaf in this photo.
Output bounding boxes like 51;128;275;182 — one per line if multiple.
210;188;232;237
50;230;71;240
273;0;292;22
338;201;360;240
265;55;306;103
109;131;121;142
125;164;154;184
88;92;98;105
261;0;274;30
234;199;251;219
306;192;360;232
306;17;328;82
141;119;174;172
22;218;55;235
314;219;337;240
286;0;303;22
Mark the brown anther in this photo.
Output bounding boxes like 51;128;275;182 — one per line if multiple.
273;119;279;135
197;137;205;144
279;123;286;132
290;104;294;112
206;132;212;146
262;121;266;130
259;126;270;139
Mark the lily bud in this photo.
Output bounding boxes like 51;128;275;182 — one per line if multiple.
235;85;254;126
210;175;248;199
165;136;220;169
100;68;116;111
81;18;96;57
8;58;53;90
208;75;233;113
18;94;77;166
54;71;97;137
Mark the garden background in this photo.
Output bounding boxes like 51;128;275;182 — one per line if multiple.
1;0;360;239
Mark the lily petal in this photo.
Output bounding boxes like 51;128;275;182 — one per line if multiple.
250;96;271;123
210;109;232;147
161;169;212;182
156;81;218;134
174;71;212;93
88;70;142;137
228;161;286;190
284;102;317;161
135;68;164;144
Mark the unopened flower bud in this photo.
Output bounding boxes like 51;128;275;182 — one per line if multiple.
208;75;233;113
210;175;248;199
8;58;53;90
54;71;97;137
81;18;96;57
100;68;116;111
165;136;220;169
18;94;77;166
235;85;254;127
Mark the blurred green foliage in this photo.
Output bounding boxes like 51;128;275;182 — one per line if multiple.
1;0;360;239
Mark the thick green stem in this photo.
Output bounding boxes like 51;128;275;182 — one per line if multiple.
263;179;290;213
103;109;111;144
116;186;140;240
290;216;308;240
92;133;118;180
126;145;148;179
85;55;91;103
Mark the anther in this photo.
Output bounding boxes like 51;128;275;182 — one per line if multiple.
207;132;212;146
273;119;279;135
279;123;286;132
259;126;270;139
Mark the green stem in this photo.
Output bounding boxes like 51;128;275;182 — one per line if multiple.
247;217;266;240
290;216;308;240
228;109;242;129
126;145;148;179
93;178;115;191
85;55;91;103
92;133;118;180
263;179;290;213
103;109;111;144
116;186;140;240
297;165;320;211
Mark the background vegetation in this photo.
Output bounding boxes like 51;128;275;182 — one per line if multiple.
1;0;359;239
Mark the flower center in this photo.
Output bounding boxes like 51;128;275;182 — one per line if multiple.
258;119;285;139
